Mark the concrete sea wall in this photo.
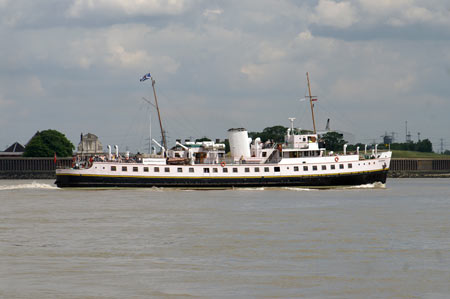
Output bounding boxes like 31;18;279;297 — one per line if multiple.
0;157;72;179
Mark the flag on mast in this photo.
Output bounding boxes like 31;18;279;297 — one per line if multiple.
140;73;151;82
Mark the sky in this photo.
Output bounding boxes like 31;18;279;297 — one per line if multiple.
1;0;450;153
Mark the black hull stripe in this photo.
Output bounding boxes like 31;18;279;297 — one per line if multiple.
55;170;388;188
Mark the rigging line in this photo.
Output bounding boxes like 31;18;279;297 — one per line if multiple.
119;100;146;151
156;88;206;138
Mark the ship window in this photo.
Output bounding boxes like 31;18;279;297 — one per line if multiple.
331;165;335;170
348;163;352;169
339;164;344;169
274;167;280;172
111;166;116;171
122;166;127;171
154;167;160;172
223;168;228;173
204;168;210;173
165;167;170;172
189;167;194;173
262;152;267;157
294;166;299;171
245;167;250;173
175;153;180;157
255;167;260;172
313;166;317;171
213;168;218;173
303;166;308;171
289;152;298;158
133;167;138;172
264;167;269;172
233;168;238;173
144;167;149;172
322;165;326;170
177;167;183;173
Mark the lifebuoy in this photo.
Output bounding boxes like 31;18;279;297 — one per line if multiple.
221;161;226;167
334;156;339;162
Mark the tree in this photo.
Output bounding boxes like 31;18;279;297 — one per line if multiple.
23;130;74;157
249;125;287;143
195;137;211;142
415;139;432;153
320;131;347;152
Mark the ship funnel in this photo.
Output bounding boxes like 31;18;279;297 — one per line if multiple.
114;145;119;157
107;145;112;160
343;144;348;155
228;128;251;159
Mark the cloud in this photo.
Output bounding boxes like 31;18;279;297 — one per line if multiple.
67;0;187;18
311;0;358;29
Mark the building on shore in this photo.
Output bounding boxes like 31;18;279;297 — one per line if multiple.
77;133;103;156
0;142;25;157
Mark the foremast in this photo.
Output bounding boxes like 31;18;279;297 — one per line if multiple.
306;72;317;134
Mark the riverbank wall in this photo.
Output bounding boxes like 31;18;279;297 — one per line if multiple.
0;157;72;179
389;159;450;178
1;157;450;179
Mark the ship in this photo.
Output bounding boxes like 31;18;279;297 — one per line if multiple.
55;73;391;188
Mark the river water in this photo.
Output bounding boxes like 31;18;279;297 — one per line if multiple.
0;179;449;298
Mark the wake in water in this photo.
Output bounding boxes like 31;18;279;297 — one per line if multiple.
344;182;386;189
0;181;59;191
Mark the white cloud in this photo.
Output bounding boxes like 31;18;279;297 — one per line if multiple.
297;30;313;41
67;0;187;18
311;0;358;28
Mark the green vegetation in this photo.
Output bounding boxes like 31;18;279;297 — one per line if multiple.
392;150;450;159
248;125;287;143
321;132;347;152
23;130;74;157
390;139;433;153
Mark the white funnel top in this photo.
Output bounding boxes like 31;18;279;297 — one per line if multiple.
228;128;251;159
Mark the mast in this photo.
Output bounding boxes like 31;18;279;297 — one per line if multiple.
306;72;317;134
151;78;167;152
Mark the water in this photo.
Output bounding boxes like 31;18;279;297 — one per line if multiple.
0;179;449;298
